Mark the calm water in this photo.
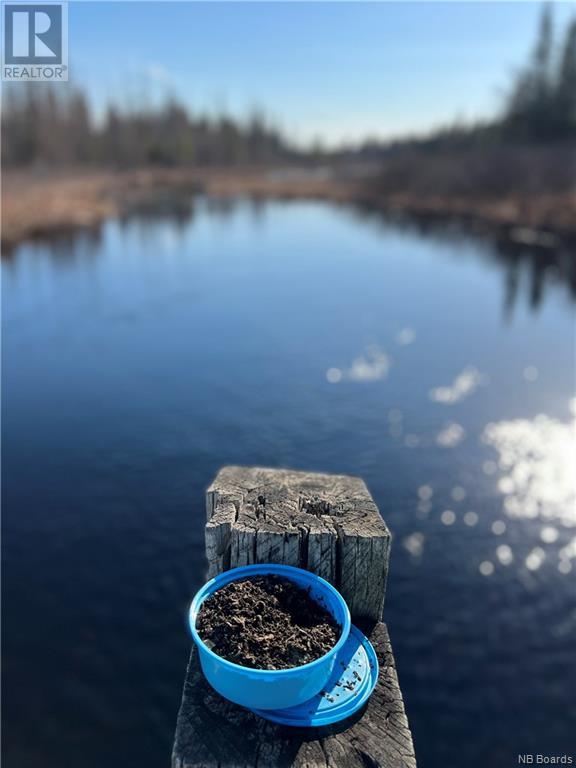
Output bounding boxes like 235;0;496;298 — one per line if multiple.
2;198;575;768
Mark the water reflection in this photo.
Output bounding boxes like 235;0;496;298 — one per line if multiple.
525;547;546;572
499;235;576;319
481;402;575;577
558;539;575;574
479;560;495;576
1;192;198;264
350;202;576;317
523;365;539;382
403;531;425;557
496;544;514;566
540;526;559;544
3;195;575;322
326;344;390;383
451;486;466;501
1;226;103;268
396;326;416;346
482;402;576;529
119;192;196;231
403;401;574;581
3;189;573;768
429;367;484;404
492;520;507;535
436;422;465;447
417;485;433;501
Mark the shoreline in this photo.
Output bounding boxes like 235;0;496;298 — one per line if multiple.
2;167;575;252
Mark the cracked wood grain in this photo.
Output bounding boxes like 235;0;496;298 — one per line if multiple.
172;467;415;767
171;621;416;768
205;467;391;621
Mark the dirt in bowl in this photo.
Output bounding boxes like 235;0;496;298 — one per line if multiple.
196;575;341;670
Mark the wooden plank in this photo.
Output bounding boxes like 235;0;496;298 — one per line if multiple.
172;620;417;768
205;466;391;621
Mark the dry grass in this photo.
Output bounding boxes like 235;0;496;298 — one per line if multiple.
0;168;353;249
2;165;575;250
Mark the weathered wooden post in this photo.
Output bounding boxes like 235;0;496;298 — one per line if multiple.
172;466;417;768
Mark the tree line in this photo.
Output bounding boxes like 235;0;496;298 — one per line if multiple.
354;6;576;205
350;6;575;159
1;6;574;169
1;87;298;168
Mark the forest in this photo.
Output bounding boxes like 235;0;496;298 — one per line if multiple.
2;7;574;172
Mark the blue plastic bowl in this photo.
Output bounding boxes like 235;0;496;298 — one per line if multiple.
189;563;351;710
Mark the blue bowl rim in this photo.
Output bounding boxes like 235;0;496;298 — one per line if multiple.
189;563;352;676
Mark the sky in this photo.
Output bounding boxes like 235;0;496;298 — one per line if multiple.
70;1;576;146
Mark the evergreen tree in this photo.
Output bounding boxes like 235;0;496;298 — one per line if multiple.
503;4;556;140
555;18;576;136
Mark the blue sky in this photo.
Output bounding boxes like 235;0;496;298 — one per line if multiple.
71;2;576;146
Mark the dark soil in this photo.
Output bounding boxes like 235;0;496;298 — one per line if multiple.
196;575;341;670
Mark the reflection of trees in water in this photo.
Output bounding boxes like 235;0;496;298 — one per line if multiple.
350;203;576;319
1;224;104;268
204;195;238;218
497;237;575;320
1;192;249;264
1;193;198;264
201;194;267;228
119;191;196;234
4;195;575;321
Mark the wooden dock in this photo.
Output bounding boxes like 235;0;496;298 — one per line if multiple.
172;466;417;768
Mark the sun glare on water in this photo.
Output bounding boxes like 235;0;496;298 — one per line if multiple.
482;399;576;529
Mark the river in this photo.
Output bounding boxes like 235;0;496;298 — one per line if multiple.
2;197;575;767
